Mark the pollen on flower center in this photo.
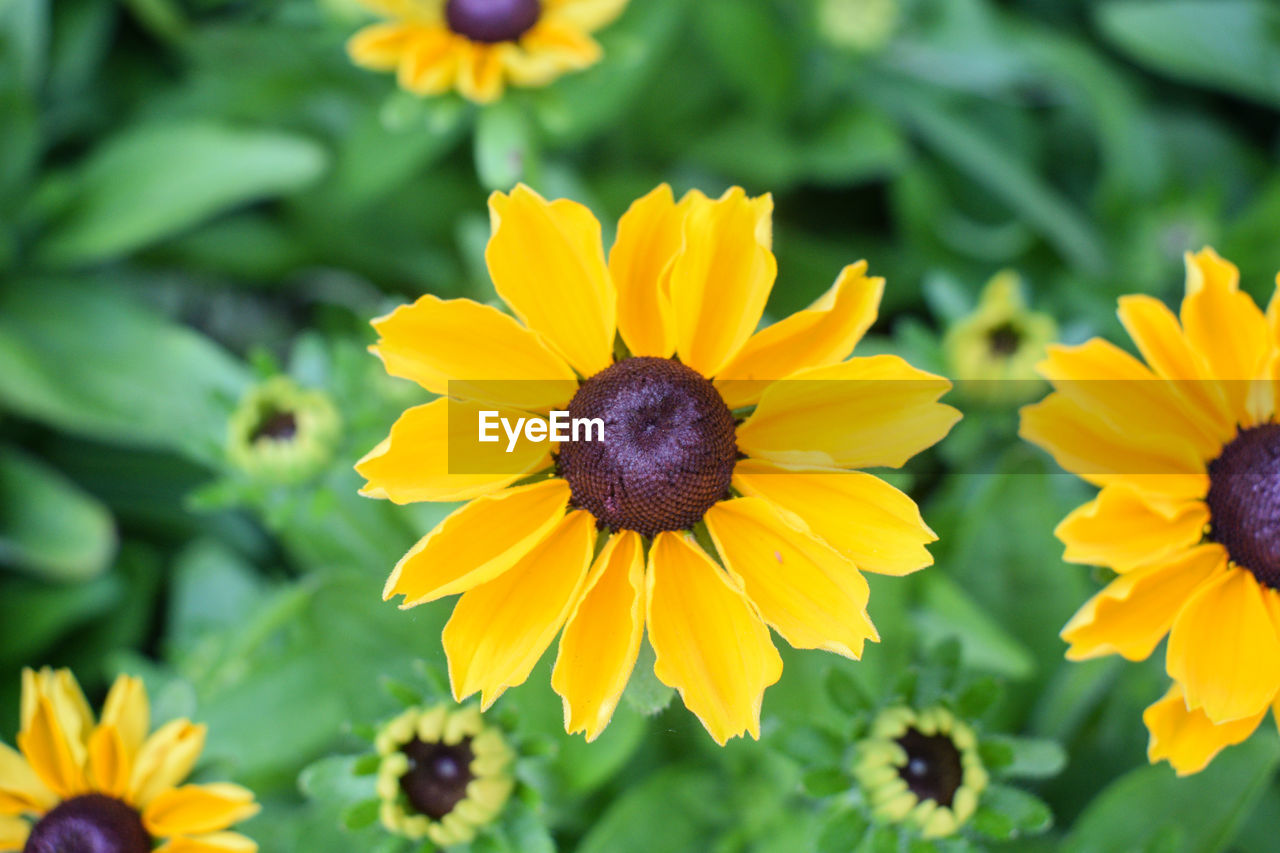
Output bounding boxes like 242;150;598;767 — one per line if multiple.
1206;423;1280;589
556;357;738;538
251;409;298;442
895;728;964;807
24;794;152;853
399;737;475;821
444;0;542;43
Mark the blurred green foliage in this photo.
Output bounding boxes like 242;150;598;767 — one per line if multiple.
2;0;1280;849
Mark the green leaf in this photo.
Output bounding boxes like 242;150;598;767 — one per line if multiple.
826;666;871;716
0;279;250;465
576;766;728;853
0;572;119;667
985;735;1066;779
0;447;115;581
802;767;853;798
979;784;1053;836
1097;1;1280;108
36;121;328;265
622;639;674;716
1064;732;1280;853
913;571;1036;679
299;755;378;805
340;798;381;832
475;100;536;191
817;809;869;853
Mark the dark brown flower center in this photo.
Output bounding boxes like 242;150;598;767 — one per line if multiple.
400;738;475;820
250;409;298;442
986;322;1021;357
895;728;963;808
1206;423;1280;589
444;0;541;43
24;794;151;853
556;357;737;537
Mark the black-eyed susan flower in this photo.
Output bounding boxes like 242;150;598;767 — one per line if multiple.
944;270;1057;404
357;183;960;744
0;668;258;853
226;376;340;483
854;705;986;839
372;704;513;846
1020;247;1280;775
346;0;628;104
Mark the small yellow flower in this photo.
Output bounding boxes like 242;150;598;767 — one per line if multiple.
854;706;986;839
357;183;959;744
226;376;341;483
372;704;513;846
1021;247;1280;775
0;669;258;853
944;270;1057;403
347;0;628;103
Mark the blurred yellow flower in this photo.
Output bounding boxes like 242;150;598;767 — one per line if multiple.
944;270;1057;404
357;182;959;744
0;669;258;853
347;0;628;103
373;704;513;845
1021;248;1280;775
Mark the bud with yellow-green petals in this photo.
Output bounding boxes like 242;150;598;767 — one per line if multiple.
226;376;341;483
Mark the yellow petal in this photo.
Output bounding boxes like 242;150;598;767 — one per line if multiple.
608;184;686;357
87;725;132;799
1037;339;1224;460
129;721;207;808
16;695;85;798
487;185;616;377
552;531;645;741
732;459;934;576
0;741;54;814
1117;294;1236;440
100;675;150;760
21;669;93;761
546;0;629;31
1019;394;1208;500
518;19;602;66
715;262;884;409
397;30;461;97
0;815;29;850
383;478;571;607
1145;682;1265;776
1061;545;1226;662
1056;485;1210;572
667;188;777;377
144;784;260;837
356;400;552;504
154;832;258;853
369;295;577;410
347;23;421;71
445;510;596;708
646;532;782;744
1180;248;1270;422
736;356;960;469
456;42;506;103
704;498;878;659
1168;567;1280;723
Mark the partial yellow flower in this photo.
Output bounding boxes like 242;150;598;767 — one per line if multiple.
1;669;258;853
358;183;960;744
944;270;1057;404
1020;247;1280;774
347;0;628;103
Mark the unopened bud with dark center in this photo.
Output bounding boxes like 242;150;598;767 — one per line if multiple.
24;794;151;853
1207;423;1280;588
226;376;340;484
445;0;541;43
556;357;738;537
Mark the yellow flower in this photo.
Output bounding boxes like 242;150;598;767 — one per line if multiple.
1020;247;1280;775
347;0;628;103
226;376;341;483
853;706;986;839
372;704;513;845
357;183;959;744
943;270;1057;403
0;669;259;853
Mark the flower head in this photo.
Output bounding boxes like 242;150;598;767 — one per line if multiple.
944;270;1057;403
0;669;258;853
1020;247;1280;774
854;706;986;839
373;704;513;845
227;376;341;483
347;0;628;103
357;183;959;744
